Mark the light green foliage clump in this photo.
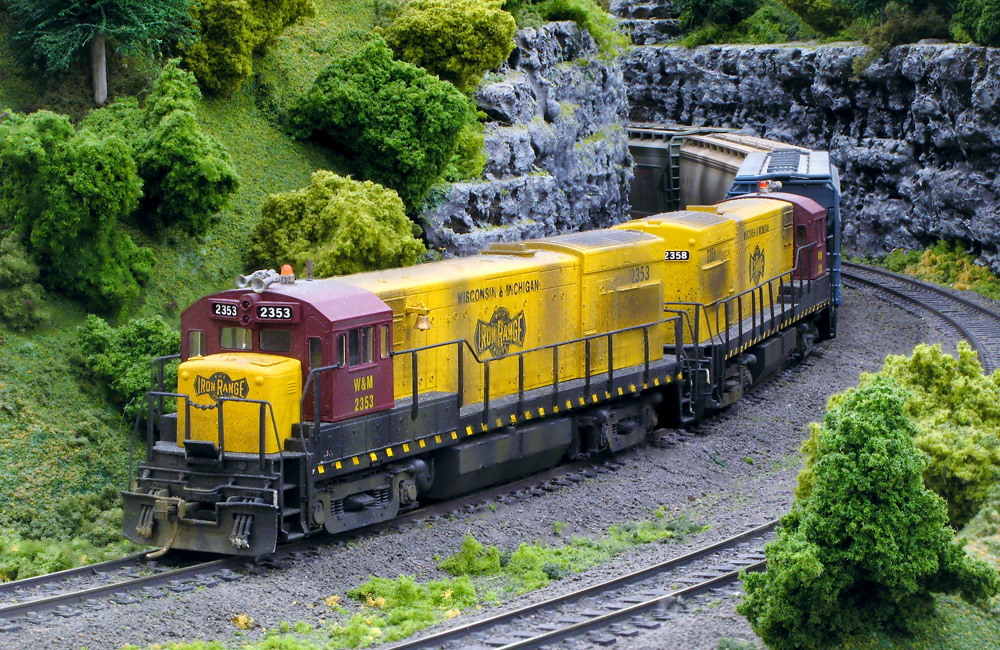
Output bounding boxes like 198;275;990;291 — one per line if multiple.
249;171;424;277
440;514;708;593
439;534;503;575
881;343;1000;526
328;575;478;646
0;110;151;313
538;0;629;56
739;377;1000;650
83;60;239;235
384;0;517;93
0;235;49;331
801;343;1000;527
77;314;181;421
184;0;316;96
288;38;473;211
885;241;1000;301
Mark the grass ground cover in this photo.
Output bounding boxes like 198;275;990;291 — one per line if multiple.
877;241;1000;302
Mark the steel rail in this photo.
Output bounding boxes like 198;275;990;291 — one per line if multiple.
0;553;150;598
841;262;1000;372
383;519;779;650
0;558;242;623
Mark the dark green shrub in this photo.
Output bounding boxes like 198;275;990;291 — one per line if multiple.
184;0;316;96
678;0;760;28
0;110;151;313
249;171;425;277
77;314;181;421
82;60;239;234
0;235;49;331
779;0;852;35
385;0;517;93
864;2;951;48
954;0;1000;45
682;0;818;44
739;376;1000;650
287;38;473;210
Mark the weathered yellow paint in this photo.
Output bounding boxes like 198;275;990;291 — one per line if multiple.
339;230;668;409
318;465;325;474
177;353;301;454
615;198;794;344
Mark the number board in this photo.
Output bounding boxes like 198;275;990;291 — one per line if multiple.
256;304;294;321
664;250;690;261
211;302;239;319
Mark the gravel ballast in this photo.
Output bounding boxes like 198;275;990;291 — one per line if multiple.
0;285;956;650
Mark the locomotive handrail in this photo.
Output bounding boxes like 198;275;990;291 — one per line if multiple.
216;396;283;471
389;314;685;428
665;244;825;353
148;354;181;425
300;362;342;438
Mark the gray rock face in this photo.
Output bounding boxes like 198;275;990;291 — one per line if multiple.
420;22;634;257
610;0;681;45
623;43;1000;270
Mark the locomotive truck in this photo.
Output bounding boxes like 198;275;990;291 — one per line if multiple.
123;148;841;556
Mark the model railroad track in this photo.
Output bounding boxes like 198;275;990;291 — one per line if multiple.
0;553;245;631
842;262;1000;373
0;457;631;629
384;521;777;650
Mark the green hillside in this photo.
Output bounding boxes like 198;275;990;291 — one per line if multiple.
0;0;375;574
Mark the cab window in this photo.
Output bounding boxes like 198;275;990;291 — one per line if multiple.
220;327;252;350
380;324;390;359
260;329;292;352
309;337;323;368
188;330;206;357
795;225;808;246
346;326;375;366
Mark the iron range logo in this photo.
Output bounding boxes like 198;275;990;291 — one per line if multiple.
476;306;526;357
749;244;766;285
194;372;250;401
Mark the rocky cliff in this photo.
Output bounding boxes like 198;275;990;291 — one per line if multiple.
623;43;1000;269
418;22;634;257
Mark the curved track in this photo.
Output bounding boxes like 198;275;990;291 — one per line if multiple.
842;262;1000;373
384;521;776;650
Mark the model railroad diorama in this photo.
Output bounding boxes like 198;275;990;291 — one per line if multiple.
3;0;1000;648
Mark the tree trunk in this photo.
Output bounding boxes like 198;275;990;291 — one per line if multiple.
91;32;108;105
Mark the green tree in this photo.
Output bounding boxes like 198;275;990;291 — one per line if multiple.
0;110;151;312
183;0;315;95
249;171;425;277
288;38;474;210
77;314;181;421
954;0;1000;45
82;60;239;234
739;376;1000;650
7;0;194;105
385;0;517;93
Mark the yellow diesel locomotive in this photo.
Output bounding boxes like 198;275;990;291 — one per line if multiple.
124;174;838;555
